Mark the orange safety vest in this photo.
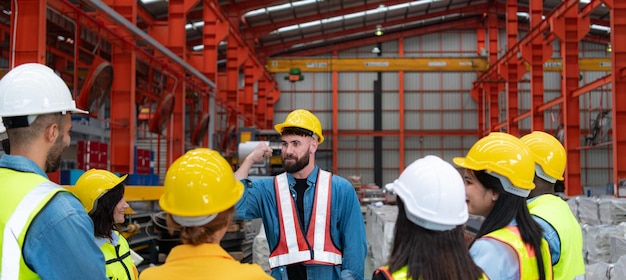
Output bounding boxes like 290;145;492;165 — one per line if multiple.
268;170;342;268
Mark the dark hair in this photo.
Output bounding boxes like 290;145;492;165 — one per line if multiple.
281;127;314;138
386;199;484;280
90;183;125;238
472;170;547;280
166;206;235;246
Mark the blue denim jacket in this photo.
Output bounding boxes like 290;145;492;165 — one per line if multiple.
236;166;367;280
528;197;561;265
0;155;107;279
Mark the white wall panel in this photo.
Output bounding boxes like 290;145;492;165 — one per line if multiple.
403;36;421;54
404;72;421;88
422;73;441;90
313;72;333;90
460;32;478;57
382;72;399;90
442;73;461;89
544;72;561;89
422;93;441;109
383;91;399;110
382;112;400;130
338;73;357;90
442;112;463;129
463;111;478;129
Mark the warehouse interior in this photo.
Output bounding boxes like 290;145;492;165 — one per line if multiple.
0;0;625;278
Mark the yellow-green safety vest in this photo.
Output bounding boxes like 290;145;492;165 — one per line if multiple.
0;168;68;280
101;231;138;280
528;194;585;279
374;265;488;280
484;226;553;280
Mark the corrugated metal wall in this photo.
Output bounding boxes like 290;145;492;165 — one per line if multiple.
273;32;613;189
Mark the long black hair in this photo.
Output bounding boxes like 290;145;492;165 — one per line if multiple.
386;199;484;280
472;170;547;280
90;183;125;238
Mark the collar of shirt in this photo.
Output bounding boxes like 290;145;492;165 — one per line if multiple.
95;230;120;247
286;165;320;188
0;154;48;178
167;243;234;261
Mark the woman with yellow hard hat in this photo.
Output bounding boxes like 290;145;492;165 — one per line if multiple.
139;148;272;280
453;132;552;280
74;169;138;280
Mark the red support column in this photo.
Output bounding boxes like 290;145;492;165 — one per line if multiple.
332;50;339;173
256;77;268;128
108;0;137;174
505;0;519;136
167;0;189;162
201;0;228;148
604;0;626;195
10;0;46;66
553;8;583;196
226;37;247;129
521;0;551;132
487;6;500;134
243;60;261;126
267;87;279;128
475;25;486;134
398;37;405;170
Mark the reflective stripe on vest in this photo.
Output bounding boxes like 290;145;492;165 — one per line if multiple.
484;226;553;280
101;231;138;280
1;171;64;280
528;194;585;280
268;170;342;268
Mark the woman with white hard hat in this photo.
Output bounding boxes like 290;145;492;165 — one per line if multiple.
372;155;485;280
454;132;552;280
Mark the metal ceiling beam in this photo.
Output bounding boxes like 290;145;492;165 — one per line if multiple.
270;17;482;57
258;2;489;57
242;0;411;38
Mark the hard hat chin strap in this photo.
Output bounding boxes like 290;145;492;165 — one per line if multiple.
172;213;217;227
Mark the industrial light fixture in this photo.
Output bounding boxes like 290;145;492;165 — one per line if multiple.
375;25;384;36
372;47;381;54
607;43;612;53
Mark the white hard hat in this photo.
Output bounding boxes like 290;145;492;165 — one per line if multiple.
0;63;88;121
385;155;468;231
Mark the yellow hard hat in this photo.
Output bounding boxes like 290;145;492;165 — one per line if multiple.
520;131;566;182
453;132;535;193
159;148;243;217
274;109;324;144
74;169;128;213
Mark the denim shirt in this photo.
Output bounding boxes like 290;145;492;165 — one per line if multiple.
235;166;367;280
0;155;107;279
528;196;561;265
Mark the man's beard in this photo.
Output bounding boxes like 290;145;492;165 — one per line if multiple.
45;135;65;173
282;150;310;173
